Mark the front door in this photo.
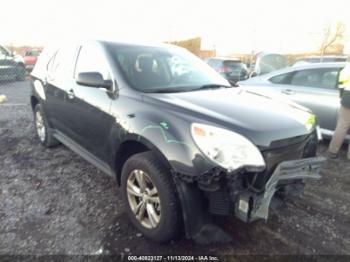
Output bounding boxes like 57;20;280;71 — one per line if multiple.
67;43;115;162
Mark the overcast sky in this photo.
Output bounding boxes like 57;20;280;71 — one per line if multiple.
2;0;350;54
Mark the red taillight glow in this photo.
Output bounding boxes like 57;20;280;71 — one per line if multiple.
218;66;231;73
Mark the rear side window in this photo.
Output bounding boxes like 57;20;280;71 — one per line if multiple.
31;47;57;80
47;52;57;73
290;68;340;89
48;46;78;81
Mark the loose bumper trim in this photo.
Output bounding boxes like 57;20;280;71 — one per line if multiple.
248;156;325;221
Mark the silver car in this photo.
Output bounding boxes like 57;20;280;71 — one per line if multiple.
238;62;346;139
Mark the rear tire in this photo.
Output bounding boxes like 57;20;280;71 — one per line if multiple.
121;151;181;242
34;104;59;147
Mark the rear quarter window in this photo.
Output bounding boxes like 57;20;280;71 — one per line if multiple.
49;46;78;81
31;48;58;80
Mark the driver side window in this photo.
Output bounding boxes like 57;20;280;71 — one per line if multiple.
75;44;111;80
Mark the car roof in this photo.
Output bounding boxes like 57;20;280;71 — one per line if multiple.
266;62;346;76
289;62;347;69
41;38;181;53
98;39;178;49
208;57;241;62
301;55;348;59
246;62;347;83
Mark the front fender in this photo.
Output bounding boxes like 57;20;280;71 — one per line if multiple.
109;109;215;178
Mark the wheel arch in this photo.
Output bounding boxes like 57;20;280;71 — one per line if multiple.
30;95;39;111
113;138;172;186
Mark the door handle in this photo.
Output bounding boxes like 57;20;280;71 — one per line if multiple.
67;89;75;99
281;89;295;95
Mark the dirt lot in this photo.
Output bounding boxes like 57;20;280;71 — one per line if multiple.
0;80;349;257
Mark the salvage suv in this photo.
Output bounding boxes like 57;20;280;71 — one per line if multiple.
30;40;324;243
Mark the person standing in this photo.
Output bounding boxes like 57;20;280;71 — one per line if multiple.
327;62;350;159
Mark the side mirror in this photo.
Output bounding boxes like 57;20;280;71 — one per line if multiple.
76;72;112;89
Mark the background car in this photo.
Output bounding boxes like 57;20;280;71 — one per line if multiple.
206;57;248;85
239;62;347;139
292;55;348;67
23;49;41;72
0;44;26;81
249;52;289;77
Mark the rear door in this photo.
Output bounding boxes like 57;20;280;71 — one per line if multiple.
43;45;79;136
270;68;342;131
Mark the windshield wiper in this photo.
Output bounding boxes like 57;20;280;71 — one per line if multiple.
144;84;233;93
144;87;191;93
194;84;233;90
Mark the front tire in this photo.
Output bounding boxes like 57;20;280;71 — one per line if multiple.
33;104;59;147
121;152;181;242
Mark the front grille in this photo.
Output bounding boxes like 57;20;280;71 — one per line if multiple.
269;134;308;149
253;132;316;189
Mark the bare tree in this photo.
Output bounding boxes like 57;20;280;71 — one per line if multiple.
320;22;346;60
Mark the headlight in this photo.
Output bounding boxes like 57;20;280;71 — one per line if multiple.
191;123;266;172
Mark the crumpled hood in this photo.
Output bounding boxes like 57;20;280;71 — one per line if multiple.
144;88;315;147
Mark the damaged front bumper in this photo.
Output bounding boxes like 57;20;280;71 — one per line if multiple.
234;157;325;222
174;156;325;242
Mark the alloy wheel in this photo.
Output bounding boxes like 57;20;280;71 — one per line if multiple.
35;110;46;142
126;169;161;229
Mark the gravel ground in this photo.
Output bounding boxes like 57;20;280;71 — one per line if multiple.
0;80;350;256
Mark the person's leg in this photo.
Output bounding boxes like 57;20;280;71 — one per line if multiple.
328;105;350;155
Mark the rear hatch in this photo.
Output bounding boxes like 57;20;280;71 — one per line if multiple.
254;53;289;76
220;60;248;82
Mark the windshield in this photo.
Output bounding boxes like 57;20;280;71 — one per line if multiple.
107;43;229;93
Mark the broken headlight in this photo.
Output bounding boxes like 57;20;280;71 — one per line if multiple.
191;123;266;172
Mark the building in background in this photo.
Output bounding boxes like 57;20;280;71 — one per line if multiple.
168;37;216;58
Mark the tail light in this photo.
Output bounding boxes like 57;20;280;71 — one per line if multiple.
218;66;232;73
